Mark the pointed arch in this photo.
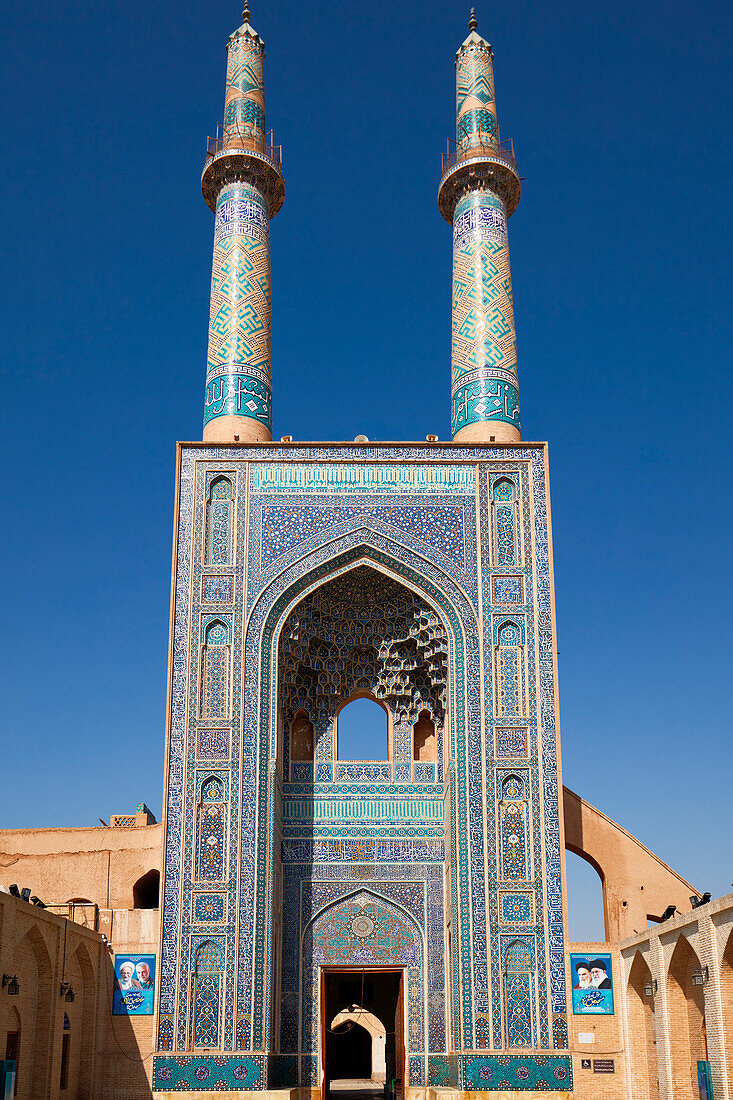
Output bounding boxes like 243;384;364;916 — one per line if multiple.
503;938;534;1048
133;868;160;909
192;940;224;1049
196;774;227;881
492;477;518;564
301;889;425;1061
290;708;314;762
234;529;482;1051
19;923;54;1099
73;940;97;1100
336;694;390;761
200;618;230;720
667;935;706;1099
626;951;659;1100
721;926;733;1085
413;708;436;762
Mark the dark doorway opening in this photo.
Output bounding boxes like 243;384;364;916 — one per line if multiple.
323;969;403;1100
329;1021;371;1080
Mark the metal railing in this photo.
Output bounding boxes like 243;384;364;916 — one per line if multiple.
45;902;100;930
441;134;517;175
205;123;282;170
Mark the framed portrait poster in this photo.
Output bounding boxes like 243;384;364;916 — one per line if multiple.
113;953;156;1015
570;952;614;1015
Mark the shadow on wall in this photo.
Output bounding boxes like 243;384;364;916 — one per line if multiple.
133;870;160;910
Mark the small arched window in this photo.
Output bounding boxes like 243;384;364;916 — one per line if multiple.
290;709;314;762
205;476;233;565
337;696;388;761
133;869;160;909
413;709;436;762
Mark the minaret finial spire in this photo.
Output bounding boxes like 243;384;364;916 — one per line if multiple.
200;9;285;443
438;20;522;443
468;8;477;32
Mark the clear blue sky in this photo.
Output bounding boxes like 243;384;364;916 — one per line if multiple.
2;0;730;940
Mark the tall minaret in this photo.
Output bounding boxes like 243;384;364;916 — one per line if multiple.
438;10;522;444
201;3;285;443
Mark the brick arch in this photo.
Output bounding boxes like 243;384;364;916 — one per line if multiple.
666;935;706;1100
626;951;659;1100
19;923;54;1100
720;926;733;1087
73;941;97;1100
562;787;697;942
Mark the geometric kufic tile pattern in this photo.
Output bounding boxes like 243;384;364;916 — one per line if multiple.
223;28;265;145
456;34;497;153
203;574;234;603
204;180;272;432
495;727;528;758
451;190;519;436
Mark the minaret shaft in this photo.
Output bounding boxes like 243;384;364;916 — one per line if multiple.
201;12;284;443
439;19;521;443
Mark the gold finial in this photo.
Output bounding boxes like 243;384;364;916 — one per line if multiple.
468;8;478;32
242;1;251;22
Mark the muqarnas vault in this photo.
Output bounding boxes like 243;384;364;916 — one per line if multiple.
154;7;573;1096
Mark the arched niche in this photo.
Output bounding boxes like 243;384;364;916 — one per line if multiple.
20;924;54;1098
413;709;436;762
290;709;314;762
133;869;160;909
667;935;707;1099
626;951;659;1100
302;891;424;1058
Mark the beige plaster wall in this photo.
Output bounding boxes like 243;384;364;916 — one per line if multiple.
0;823;161;911
563;788;697;942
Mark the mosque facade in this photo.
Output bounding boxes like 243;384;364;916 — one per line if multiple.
153;7;572;1093
1;7;730;1100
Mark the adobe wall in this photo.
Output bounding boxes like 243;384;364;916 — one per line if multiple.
562;788;697;941
0;822;161;911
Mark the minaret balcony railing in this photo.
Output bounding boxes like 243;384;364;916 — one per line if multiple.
441;134;516;176
201;121;285;215
205;122;282;171
438;133;520;222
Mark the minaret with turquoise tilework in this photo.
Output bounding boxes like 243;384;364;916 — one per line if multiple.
438;10;522;444
201;3;285;443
